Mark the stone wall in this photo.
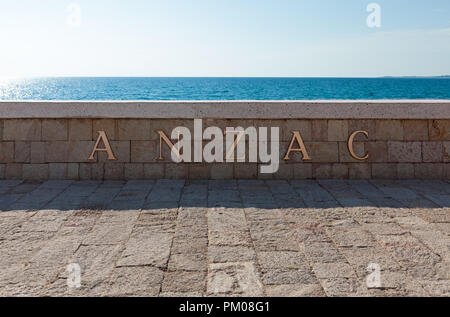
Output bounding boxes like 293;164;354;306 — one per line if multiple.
0;101;449;180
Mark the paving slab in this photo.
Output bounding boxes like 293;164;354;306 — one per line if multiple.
0;179;448;297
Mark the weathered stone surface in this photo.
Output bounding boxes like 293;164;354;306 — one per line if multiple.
42;120;68;141
117;120;151;141
422;142;443;163
306;142;339;163
207;262;263;296
258;251;307;269
162;271;206;293
69;119;92;141
0;179;449;297
429;120;450;141
403;120;429;141
117;230;173;268
388;142;422;163
376;120;404;141
107;266;163;296
208;246;256;263
328;120;348;142
0;142;14;163
4;120;41;141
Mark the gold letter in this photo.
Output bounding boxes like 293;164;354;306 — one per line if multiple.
156;130;181;161
225;130;245;161
283;131;311;161
89;131;116;161
348;130;369;161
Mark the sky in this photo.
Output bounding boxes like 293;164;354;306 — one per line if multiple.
0;0;449;77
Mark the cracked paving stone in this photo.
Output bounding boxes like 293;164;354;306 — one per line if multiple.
106;267;164;297
207;262;263;297
258;251;308;269
1;180;449;297
265;284;326;297
168;253;207;272
261;267;317;285
162;271;206;294
207;246;256;263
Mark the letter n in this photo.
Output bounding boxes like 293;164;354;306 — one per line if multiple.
156;130;181;161
88;131;117;161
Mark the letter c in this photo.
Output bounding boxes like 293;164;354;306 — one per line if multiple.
348;130;369;161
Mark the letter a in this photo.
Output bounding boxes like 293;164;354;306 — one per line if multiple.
283;131;311;161
88;131;116;161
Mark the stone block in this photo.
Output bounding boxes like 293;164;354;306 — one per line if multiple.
311;120;328;141
293;163;312;179
91;163;105;180
422;142;443;163
388;142;422;163
397;164;415;179
429;120;450;141
49;163;67;179
42;119;68;141
144;164;164;179
444;142;450;162
274;164;294;179
306;142;339;162
376;120;403;141
403;120;429;141
14;142;30;163
69;119;92;141
283;120;311;141
312;164;332;179
331;164;349;179
93;119;116;140
188;164;210;179
210;164;233;180
124;164;144;180
131;141;157;163
67;163;79;180
415;164;445;179
68;141;96;163
31;142;46;164
5;163;23;179
348;120;376;140
3;119;41;141
117;120;151;140
349;164;371;179
79;163;92;180
104;163;124;180
235;163;257;179
372;164;397;179
0;142;14;163
23;164;48;181
165;164;188;179
328;120;348;141
45;142;69;163
366;142;388;163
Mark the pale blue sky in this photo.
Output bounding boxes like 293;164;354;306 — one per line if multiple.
0;0;449;77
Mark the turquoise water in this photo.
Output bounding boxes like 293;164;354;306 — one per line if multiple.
0;77;449;100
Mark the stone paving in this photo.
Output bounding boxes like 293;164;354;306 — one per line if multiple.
0;179;449;297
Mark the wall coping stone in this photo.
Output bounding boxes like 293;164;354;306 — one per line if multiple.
0;100;449;119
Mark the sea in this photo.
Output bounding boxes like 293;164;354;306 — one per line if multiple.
0;77;449;100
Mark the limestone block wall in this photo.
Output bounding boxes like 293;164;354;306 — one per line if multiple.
0;101;448;180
